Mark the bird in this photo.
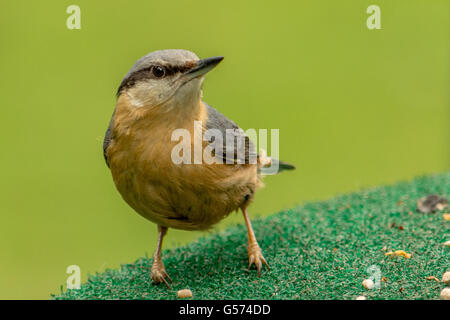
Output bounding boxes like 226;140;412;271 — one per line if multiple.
103;49;295;288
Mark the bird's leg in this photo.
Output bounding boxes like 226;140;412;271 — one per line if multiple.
151;225;172;288
241;206;270;276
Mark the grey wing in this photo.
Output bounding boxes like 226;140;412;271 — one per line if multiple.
103;109;115;168
204;103;257;165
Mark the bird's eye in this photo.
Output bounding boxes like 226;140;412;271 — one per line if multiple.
152;65;165;78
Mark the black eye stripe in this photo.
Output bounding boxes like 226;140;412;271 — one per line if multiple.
163;64;195;76
117;62;197;96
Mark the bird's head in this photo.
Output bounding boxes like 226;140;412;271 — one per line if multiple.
117;49;223;110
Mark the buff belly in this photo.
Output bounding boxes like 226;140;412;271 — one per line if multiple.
110;159;258;230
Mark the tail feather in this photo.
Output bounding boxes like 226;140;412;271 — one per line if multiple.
278;160;296;171
259;159;296;176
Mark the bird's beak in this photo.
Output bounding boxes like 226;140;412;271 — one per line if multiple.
184;56;224;81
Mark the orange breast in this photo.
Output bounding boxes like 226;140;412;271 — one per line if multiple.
106;95;259;230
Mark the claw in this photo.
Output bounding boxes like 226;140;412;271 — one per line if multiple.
164;271;173;284
247;242;269;277
151;259;172;289
256;260;262;277
152;269;172;289
248;255;255;269
261;256;270;270
161;277;171;289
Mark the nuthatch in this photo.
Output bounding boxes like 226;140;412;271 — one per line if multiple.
103;49;295;287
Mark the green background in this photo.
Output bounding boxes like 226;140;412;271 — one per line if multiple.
0;1;448;299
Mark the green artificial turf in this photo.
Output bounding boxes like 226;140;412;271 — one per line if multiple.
54;173;450;300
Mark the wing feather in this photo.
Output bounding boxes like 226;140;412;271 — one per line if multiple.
204;103;257;165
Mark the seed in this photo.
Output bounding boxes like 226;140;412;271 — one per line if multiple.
362;279;374;290
442;271;450;284
440;288;450;300
417;195;447;213
177;289;193;298
425;276;440;282
385;250;411;259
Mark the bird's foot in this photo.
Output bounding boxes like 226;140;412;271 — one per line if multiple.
247;242;270;277
151;259;172;288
